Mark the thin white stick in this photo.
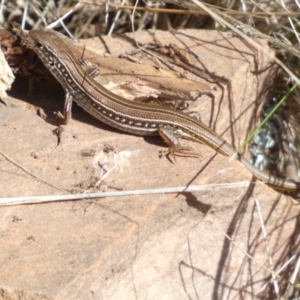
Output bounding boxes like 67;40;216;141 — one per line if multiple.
209;215;281;277
46;2;83;34
0;0;5;25
108;0;126;36
0;181;251;206
255;199;279;295
258;255;297;294
21;0;29;29
289;254;300;284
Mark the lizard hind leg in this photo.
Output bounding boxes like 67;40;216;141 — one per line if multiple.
158;124;201;162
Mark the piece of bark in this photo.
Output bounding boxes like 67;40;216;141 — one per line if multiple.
12;27;212;104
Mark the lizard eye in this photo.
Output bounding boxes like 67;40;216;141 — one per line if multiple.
35;41;43;48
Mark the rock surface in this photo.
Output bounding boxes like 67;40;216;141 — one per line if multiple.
0;30;299;299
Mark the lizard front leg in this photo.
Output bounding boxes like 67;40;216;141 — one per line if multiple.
55;66;99;125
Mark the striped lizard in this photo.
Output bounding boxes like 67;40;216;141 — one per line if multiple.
25;29;300;191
